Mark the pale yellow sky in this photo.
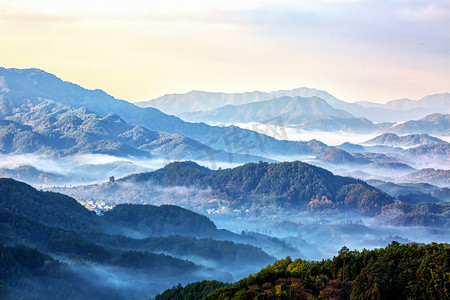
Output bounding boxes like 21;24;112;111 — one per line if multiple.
0;0;449;103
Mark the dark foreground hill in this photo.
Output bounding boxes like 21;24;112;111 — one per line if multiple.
0;178;277;299
156;242;450;300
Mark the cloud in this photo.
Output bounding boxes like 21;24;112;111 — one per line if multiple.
0;0;448;103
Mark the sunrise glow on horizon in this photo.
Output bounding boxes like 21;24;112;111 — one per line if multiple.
0;0;448;103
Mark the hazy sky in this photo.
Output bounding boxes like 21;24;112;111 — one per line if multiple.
0;0;448;103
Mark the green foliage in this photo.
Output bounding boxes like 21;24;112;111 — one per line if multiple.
102;203;218;236
116;250;197;272
0;178;98;230
190;242;450;300
0;178;274;299
128;161;394;214
155;280;231;300
0;209;111;262
82;232;274;267
0;178;225;237
384;201;449;227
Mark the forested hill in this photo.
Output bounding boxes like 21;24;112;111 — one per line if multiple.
122;161;394;214
0;178;278;299
155;242;450;300
0;178;221;236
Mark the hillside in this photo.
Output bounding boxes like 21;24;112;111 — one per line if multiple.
0;68;331;158
156;242;450;300
404;143;450;158
357;93;450;112
390;113;450;135
179;96;353;124
0;120;53;154
139;88;449;123
316;149;402;166
364;133;447;147
0;99;268;163
0;178;279;299
403;168;450;187
136;88;341;115
0;165;68;185
0;178;232;236
122;161;394;215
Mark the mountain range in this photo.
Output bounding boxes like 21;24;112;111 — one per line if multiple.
1;67;448;192
178;96;381;133
0;98;269;163
0;178;285;299
136;88;339;115
66;160;394;216
0;68;334;159
0;66;449;299
2;67;448;168
179;96;449;134
363;133;447;147
138;88;450;123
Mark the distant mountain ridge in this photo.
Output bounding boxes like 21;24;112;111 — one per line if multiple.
357;93;450;111
0;67;447;164
136;88;339;115
138;87;449;123
390;113;450;135
0;98;269;162
179;96;354;124
0;68;332;159
364;133;447;147
178;95;397;132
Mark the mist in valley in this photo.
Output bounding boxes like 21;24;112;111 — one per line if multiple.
1;122;448;299
48;173;449;262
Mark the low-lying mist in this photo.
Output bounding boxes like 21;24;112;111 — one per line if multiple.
0;153;244;187
53;179;449;262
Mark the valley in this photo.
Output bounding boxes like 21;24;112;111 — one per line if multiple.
0;68;448;299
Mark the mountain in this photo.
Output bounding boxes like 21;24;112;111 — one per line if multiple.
156;242;450;300
0;118;152;157
390;113;450;135
317;148;403;165
178;96;393;133
403;168;450;187
340;94;450;122
138;86;449;123
357;93;450;112
141;87;395;123
364;133;447;147
0;178;294;259
179;96;353;124
118;160;394;215
367;180;445;198
0;68;330;159
0;177;101;230
0;178;281;298
2;68;446;157
317;148;359;164
136;88;341;115
336;142;366;152
0;165;68;185
0;120;53;154
0;98;269;163
405;143;450;159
